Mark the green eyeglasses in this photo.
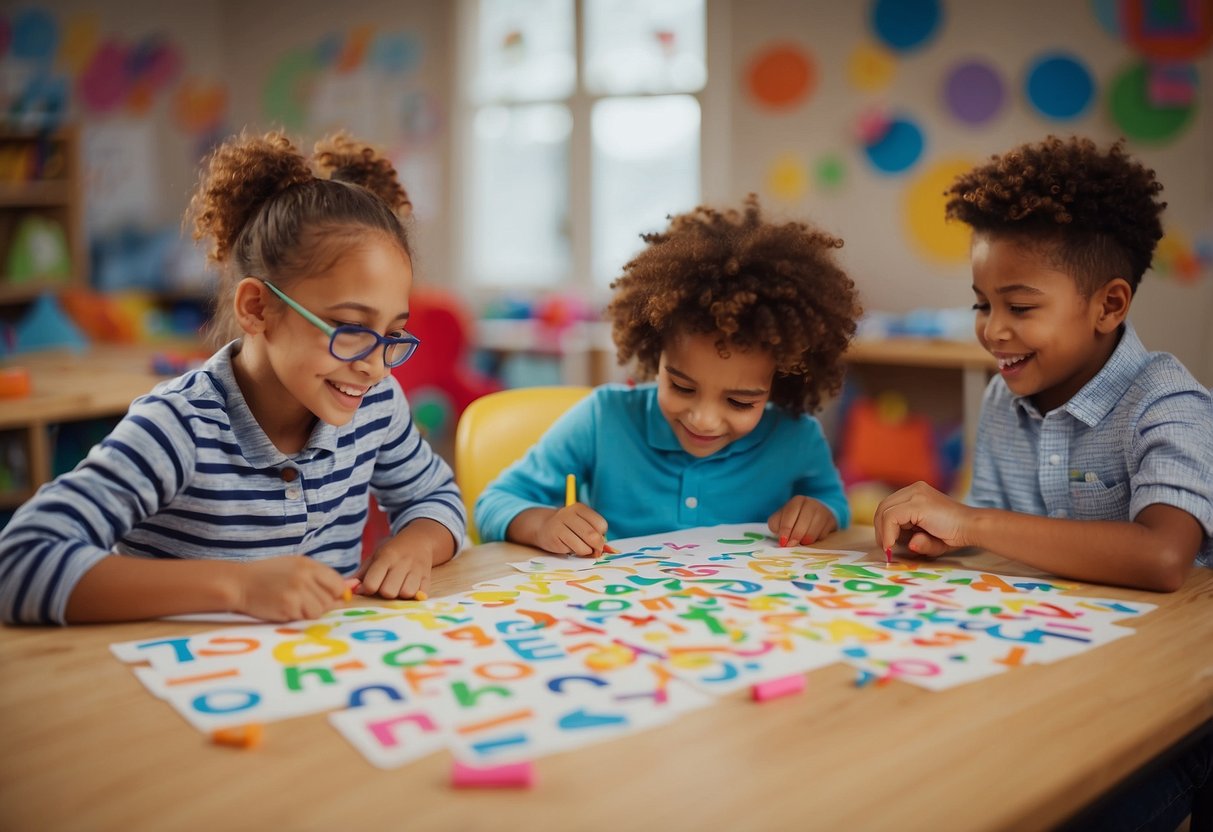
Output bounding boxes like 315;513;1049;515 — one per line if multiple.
260;280;420;368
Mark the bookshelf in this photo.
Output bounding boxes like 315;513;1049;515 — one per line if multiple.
0;125;85;307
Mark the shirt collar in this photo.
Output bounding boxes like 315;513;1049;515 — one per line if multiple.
643;383;777;459
209;341;339;465
1011;322;1149;426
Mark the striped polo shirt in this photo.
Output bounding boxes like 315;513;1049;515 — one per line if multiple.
0;341;466;624
967;322;1213;568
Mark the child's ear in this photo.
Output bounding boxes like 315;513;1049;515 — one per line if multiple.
1094;277;1132;334
233;277;271;336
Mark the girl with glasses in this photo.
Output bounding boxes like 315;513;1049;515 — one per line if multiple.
0;131;465;624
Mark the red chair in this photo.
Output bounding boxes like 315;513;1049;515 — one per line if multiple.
362;286;500;557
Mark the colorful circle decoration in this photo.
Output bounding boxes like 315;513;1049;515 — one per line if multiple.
60;15;99;74
870;0;943;53
766;153;809;201
1108;61;1195;143
1025;53;1094;120
746;43;815;110
864;116;924;174
943;60;1005;125
848;43;896;91
904;157;976;263
815;154;847;191
1122;0;1213;61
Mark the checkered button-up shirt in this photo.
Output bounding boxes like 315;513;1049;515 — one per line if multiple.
967;322;1213;567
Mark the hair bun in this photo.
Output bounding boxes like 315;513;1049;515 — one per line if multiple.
313;133;412;216
190;131;313;264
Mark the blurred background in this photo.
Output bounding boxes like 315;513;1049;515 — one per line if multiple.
1;0;1209;526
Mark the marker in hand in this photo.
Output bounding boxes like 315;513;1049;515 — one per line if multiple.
565;473;617;554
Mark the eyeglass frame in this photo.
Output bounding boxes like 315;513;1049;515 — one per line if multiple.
257;278;420;368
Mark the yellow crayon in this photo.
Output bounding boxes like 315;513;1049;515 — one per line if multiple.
565;473;576;507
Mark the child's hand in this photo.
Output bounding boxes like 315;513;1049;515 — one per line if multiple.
874;481;974;556
768;495;839;547
237;556;346;621
357;538;433;600
537;505;609;557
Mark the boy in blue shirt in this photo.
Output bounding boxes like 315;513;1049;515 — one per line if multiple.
475;197;861;555
873;135;1212;832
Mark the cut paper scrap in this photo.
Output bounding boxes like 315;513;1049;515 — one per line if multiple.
1024;52;1095;120
1109;61;1196;143
903;157;976;262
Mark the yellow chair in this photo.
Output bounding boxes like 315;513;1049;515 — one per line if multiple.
454;385;592;542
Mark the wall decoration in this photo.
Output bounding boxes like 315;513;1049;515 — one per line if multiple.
869;0;943;53
1090;0;1125;37
814;153;847;191
1108;60;1196;142
863;115;924;174
903;157;975;262
943;59;1005;126
58;14;97;73
1024;52;1095;120
745;43;815;110
1123;0;1213;61
766;152;809;200
11;8;57;64
848;42;897;91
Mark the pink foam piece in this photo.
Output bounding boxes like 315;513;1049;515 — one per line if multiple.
750;673;807;702
451;760;535;789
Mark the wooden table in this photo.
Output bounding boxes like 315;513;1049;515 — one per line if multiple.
1;526;1210;831
0;344;192;509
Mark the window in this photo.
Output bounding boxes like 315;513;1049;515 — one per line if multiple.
458;0;710;294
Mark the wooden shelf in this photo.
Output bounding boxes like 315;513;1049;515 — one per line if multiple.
0;180;72;206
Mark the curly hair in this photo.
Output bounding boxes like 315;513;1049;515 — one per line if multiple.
188;130;412;345
607;195;861;415
945;135;1166;295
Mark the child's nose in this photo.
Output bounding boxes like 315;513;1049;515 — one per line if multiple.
983;310;1011;341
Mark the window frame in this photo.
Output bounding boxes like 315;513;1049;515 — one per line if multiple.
451;0;732;304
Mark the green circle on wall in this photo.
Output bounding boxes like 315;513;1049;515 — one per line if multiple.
815;153;846;191
1108;62;1195;144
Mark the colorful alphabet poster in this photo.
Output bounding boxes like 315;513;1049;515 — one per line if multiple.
112;524;1155;769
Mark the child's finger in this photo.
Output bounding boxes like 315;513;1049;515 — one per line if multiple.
907;530;948;557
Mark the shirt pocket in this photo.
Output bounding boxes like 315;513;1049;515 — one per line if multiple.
1068;479;1129;521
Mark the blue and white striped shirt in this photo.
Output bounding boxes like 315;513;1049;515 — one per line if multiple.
967;322;1213;568
0;341;466;624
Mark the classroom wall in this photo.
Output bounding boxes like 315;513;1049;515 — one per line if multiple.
4;1;1210;383
726;0;1213;384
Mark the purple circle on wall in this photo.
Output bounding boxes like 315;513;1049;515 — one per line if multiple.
943;60;1004;125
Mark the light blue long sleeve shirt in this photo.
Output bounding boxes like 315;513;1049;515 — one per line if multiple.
967;322;1213;567
474;383;849;542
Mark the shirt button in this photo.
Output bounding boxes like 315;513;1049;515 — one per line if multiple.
286;487;302;500
1048;454;1061;465
685;497;698;509
281;468;298;482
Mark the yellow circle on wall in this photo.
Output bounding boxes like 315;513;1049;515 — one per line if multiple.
904;158;974;263
848;43;896;91
766;153;809;201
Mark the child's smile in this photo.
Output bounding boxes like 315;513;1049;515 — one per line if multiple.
656;331;775;458
971;234;1119;414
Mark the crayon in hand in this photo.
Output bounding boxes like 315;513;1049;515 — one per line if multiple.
565;473;576;507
